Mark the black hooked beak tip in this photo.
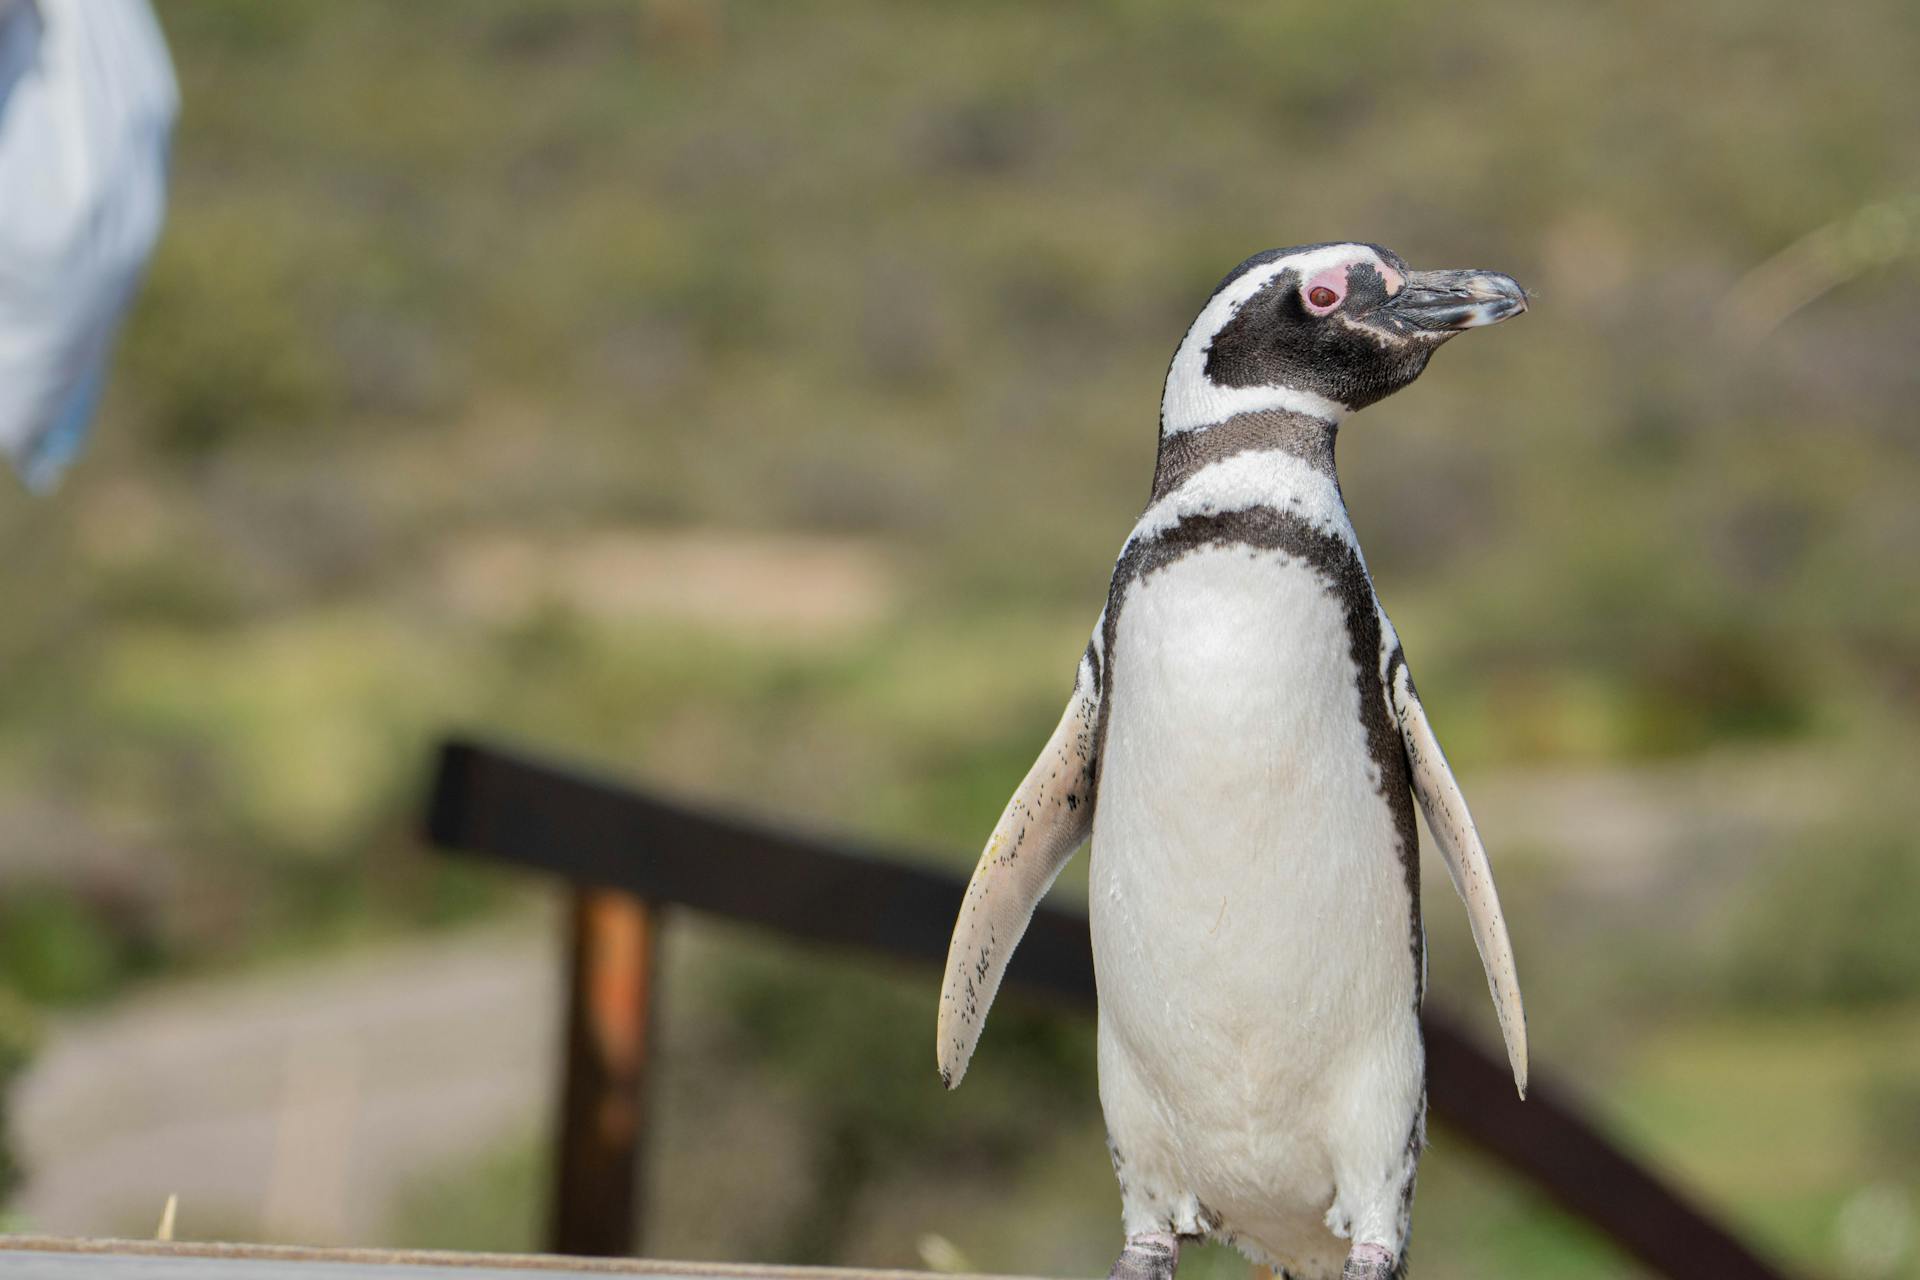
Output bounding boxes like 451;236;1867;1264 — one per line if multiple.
1388;269;1530;331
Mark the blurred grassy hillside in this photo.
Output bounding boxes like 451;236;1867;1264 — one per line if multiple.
1;0;1918;1276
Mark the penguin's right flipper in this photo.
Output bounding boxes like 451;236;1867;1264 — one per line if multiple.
1387;653;1530;1098
936;642;1102;1089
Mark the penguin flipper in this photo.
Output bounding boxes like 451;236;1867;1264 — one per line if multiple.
1388;656;1530;1097
936;648;1101;1089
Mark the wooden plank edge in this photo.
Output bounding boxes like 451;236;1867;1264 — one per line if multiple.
0;1237;1048;1280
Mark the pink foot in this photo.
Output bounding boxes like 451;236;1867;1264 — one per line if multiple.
1342;1242;1397;1280
1107;1232;1179;1280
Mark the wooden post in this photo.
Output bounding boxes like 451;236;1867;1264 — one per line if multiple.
547;886;659;1257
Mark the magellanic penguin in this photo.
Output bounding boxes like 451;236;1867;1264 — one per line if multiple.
936;244;1530;1280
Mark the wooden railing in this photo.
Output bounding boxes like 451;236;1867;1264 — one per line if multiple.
422;737;1798;1280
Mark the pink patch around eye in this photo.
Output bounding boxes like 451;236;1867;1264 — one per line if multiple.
1302;266;1347;315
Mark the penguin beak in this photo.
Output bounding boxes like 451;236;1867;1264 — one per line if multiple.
1384;269;1529;332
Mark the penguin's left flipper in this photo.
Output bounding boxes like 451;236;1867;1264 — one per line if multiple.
1388;654;1530;1097
936;646;1102;1089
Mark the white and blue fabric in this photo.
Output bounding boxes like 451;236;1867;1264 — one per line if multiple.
0;0;174;492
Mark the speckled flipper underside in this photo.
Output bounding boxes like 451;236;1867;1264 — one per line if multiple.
936;661;1101;1088
1389;660;1529;1096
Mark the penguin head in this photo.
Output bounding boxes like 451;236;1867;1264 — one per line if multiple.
1160;242;1527;434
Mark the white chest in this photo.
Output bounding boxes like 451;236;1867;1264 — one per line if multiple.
1090;541;1418;1105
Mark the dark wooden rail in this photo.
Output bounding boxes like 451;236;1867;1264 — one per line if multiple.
424;737;1798;1280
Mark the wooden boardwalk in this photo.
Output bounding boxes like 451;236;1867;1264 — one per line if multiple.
0;1238;1020;1280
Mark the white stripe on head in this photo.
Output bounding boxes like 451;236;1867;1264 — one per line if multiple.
1160;243;1390;437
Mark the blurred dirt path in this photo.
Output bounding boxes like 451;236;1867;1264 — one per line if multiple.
10;921;560;1244
1463;745;1841;891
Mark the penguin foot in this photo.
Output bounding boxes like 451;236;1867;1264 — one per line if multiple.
1107;1232;1179;1280
1340;1242;1399;1280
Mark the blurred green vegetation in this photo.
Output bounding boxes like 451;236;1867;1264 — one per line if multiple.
0;989;34;1206
1;0;1917;1275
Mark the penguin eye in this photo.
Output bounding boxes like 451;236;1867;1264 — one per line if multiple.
1308;286;1340;309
